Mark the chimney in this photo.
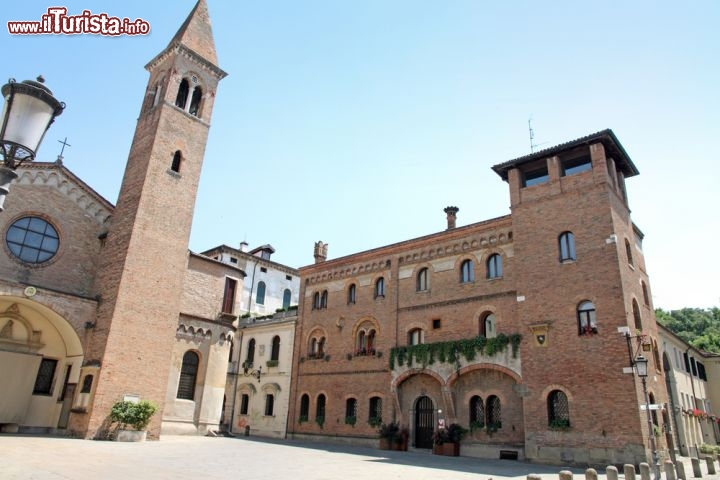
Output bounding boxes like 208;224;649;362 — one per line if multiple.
239;241;249;253
444;206;459;230
314;241;328;263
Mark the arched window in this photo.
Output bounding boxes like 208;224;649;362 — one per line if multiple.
416;268;429;291
487;254;502;279
460;259;474;283
347;284;356;305
153;81;163;107
271;335;280;362
408;328;422;346
245;339;256;366
375;277;385;298
320;290;328;309
356;327;377;356
299;394;310;421
480;312;496;338
240;393;249;415
559;231;576;262
171;150;182;173
264;394;275;416
345;398;357;423
256;281;266;305
369;396;382;423
632;298;642;331
625;239;634;266
547;390;570;428
177;351;199;400
649;392;659;429
282;289;292;309
577;301;597;335
642;281;650;306
80;374;93;394
175;78;189;109
486;395;501;429
469;395;484;426
313;292;320;310
316;394;326;422
189;86;202;116
228;339;234;362
310;335;326;359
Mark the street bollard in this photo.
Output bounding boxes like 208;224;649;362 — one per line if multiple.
639;462;651;480
559;470;573;480
706;457;716;475
691;458;702;478
585;468;598;480
606;466;619;480
665;460;677;480
527;475;542;480
676;460;687;480
625;464;637;480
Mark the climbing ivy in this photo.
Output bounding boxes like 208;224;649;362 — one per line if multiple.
389;333;521;370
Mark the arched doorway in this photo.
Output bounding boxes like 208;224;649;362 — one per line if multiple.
414;395;434;449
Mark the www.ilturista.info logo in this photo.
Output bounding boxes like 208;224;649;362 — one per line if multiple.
8;7;150;36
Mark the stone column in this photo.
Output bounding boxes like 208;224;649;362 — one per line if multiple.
624;464;637;480
606;466;619;480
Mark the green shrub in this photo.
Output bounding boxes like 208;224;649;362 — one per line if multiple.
110;400;158;431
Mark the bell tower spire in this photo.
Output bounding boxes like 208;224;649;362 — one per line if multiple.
76;1;227;439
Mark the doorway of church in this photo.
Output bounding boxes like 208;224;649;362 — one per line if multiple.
414;395;434;449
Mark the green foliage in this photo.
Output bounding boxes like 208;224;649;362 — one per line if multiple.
699;444;720;455
315;416;325;428
110;400;158;431
298;415;308;424
656;307;720;354
469;420;485;433
433;423;468;444
345;416;357;427
378;421;400;440
389;333;521;369
368;416;382;428
266;360;278;368
549;419;571;430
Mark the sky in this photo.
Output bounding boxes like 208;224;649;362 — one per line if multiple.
2;1;718;311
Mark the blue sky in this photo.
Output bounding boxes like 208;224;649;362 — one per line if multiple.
3;1;718;310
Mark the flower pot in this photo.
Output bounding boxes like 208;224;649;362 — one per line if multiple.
433;442;459;456
379;438;391;450
116;429;147;442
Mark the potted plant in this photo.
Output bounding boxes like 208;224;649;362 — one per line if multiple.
110;399;158;442
433;423;467;456
378;421;400;450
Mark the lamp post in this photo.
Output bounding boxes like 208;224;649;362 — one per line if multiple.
0;76;65;211
634;354;661;480
242;362;262;383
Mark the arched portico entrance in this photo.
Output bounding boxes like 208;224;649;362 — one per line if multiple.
414;395;435;449
0;297;84;433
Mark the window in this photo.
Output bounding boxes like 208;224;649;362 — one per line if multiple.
375;277;385;298
432;319;441;329
523;166;549;187
469;395;484;426
229;257;238;264
416;268;429;292
642;281;650;306
80;374;93;394
316;394;326;422
245;339;256;366
346;398;357;422
240;394;249;415
188;86;202;116
547;390;570;427
33;358;57;395
228;339;234;362
309;335;325;359
313;292;320;310
271;335;280;362
369;396;382;423
286;275;293;281
460;259;474;283
264;394;275;416
486;395;501;428
559;231;576;262
480;312;496;338
356;327;376;356
347;284;356;305
632;299;642;331
256;281;266;305
320;290;328;309
299;394;310;421
282;289;292;309
577;301;597;335
175;78;189;109
171;150;182;173
177;351;199;400
152;81;162;107
561;155;592;176
408;328;422;346
486;254;502;279
625;239;634;266
6;216;60;264
222;278;237;314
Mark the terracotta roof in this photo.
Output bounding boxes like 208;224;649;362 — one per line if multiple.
492;129;639;180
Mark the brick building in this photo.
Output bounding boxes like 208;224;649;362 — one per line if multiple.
0;0;241;439
288;130;669;466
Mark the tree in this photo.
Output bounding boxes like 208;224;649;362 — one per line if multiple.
656;307;720;354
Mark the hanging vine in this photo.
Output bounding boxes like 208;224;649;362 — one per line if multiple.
389;333;522;370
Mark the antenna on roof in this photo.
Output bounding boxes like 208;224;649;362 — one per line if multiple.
528;117;547;153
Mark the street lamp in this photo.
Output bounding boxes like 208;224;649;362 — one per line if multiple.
634;354;661;480
0;76;65;211
242;363;262;382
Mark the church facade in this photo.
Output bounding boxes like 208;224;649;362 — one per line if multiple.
288;130;670;466
0;0;238;439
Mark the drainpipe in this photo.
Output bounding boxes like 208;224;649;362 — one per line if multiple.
247;260;259;314
686;346;700;457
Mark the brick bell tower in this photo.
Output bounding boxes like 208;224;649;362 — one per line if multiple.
74;0;227;438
